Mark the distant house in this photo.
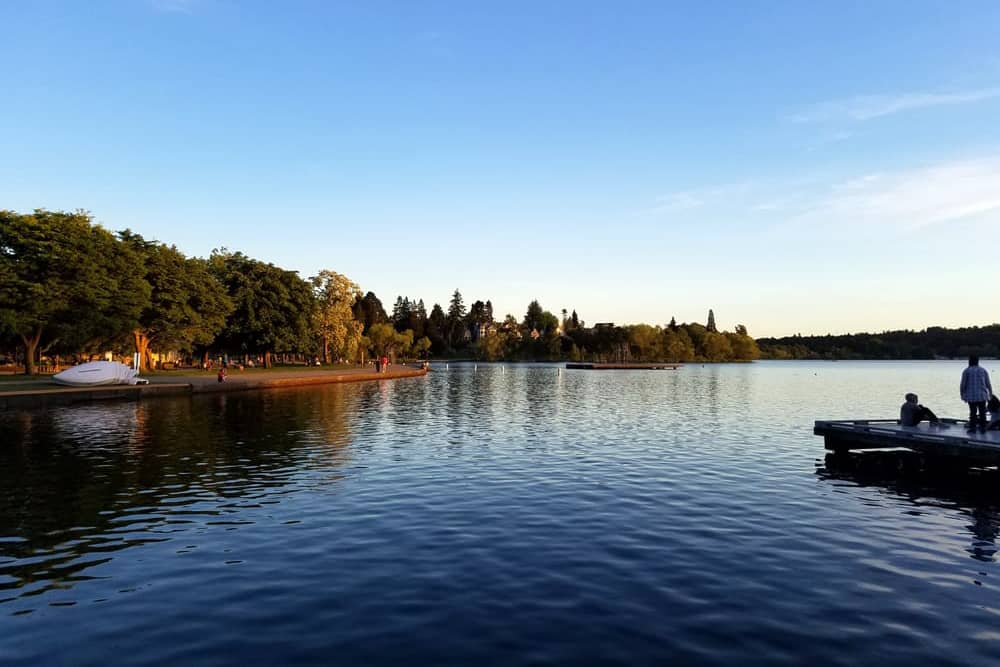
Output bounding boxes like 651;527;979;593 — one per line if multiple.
498;320;522;339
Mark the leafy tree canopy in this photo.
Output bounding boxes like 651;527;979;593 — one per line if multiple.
311;269;363;363
120;231;232;370
209;250;315;364
0;210;150;373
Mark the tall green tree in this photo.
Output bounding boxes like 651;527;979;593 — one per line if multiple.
427;303;447;354
707;309;718;333
120;232;232;371
466;299;492;340
0;210;149;374
446;289;466;348
311;269;363;364
523;300;544;333
209;250;315;367
352;291;388;331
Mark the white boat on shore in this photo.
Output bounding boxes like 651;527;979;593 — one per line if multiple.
52;361;147;387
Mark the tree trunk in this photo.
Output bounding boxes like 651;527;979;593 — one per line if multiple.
264;351;272;368
323;336;330;365
133;331;151;372
21;328;42;376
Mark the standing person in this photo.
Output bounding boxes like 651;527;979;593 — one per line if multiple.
381;354;388;373
960;355;992;432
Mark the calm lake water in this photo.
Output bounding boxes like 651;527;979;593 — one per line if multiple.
3;360;1000;665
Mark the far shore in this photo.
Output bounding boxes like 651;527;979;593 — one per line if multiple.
0;365;429;411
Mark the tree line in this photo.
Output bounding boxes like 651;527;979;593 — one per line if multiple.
0;210;760;374
757;325;1000;360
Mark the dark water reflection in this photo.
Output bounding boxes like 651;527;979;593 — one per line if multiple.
2;361;1000;665
819;451;1000;564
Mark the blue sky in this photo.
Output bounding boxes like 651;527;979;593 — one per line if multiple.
3;1;999;337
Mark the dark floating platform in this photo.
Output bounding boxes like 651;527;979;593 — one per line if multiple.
565;363;682;370
814;418;1000;462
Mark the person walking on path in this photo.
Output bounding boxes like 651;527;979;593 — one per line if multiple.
960;355;992;432
381;355;389;373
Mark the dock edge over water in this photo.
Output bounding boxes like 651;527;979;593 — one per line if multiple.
815;418;1000;462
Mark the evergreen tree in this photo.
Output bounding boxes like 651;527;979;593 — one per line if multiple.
391;296;405;326
446;290;467;348
669;316;678;331
447;289;465;321
571;310;580;329
707;309;717;333
467;300;490;340
523;300;544;332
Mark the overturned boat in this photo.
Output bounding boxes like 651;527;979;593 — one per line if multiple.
52;361;147;387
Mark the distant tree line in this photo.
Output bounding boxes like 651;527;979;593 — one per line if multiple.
360;294;759;364
0;210;760;374
758;325;1000;360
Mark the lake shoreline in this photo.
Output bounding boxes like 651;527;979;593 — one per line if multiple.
0;365;428;411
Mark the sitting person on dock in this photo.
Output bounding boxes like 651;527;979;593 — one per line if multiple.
988;394;1000;431
899;393;939;426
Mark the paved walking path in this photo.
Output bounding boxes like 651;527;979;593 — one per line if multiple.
0;365;428;410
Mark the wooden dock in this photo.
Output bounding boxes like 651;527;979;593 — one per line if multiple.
565;363;682;370
814;418;1000;462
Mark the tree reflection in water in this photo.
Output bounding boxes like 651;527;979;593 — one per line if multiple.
0;385;359;600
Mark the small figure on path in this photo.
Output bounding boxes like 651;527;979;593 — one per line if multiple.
217;367;227;383
381;355;389;373
899;393;939;426
960;355;992;432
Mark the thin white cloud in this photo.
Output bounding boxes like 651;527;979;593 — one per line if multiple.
654;191;703;211
792;156;1000;233
650;182;751;214
789;88;1000;123
645;157;1000;241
